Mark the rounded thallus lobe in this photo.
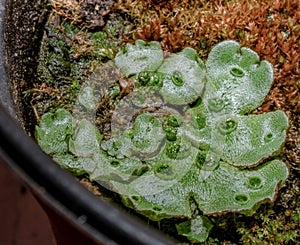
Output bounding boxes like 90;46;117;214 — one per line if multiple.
115;39;164;77
204;40;274;116
158;47;206;105
213;110;289;167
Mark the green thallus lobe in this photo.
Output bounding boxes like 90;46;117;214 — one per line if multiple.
35;40;289;243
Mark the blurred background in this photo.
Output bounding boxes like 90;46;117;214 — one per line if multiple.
0;161;56;245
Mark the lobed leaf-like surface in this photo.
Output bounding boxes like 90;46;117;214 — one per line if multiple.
115;39;164;77
176;216;213;242
204;40;274;115
77;86;97;111
112;157;288;219
89;150;146;183
157;47;206;104
69;119;103;158
35;108;73;155
212;111;289;167
35;40;290;243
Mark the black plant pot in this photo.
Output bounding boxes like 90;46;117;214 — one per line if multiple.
0;1;174;244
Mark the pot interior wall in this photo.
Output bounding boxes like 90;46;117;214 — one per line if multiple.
4;0;49;132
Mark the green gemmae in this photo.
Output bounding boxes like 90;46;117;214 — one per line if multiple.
35;40;289;243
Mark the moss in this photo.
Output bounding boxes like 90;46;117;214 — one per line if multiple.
25;6;127;119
